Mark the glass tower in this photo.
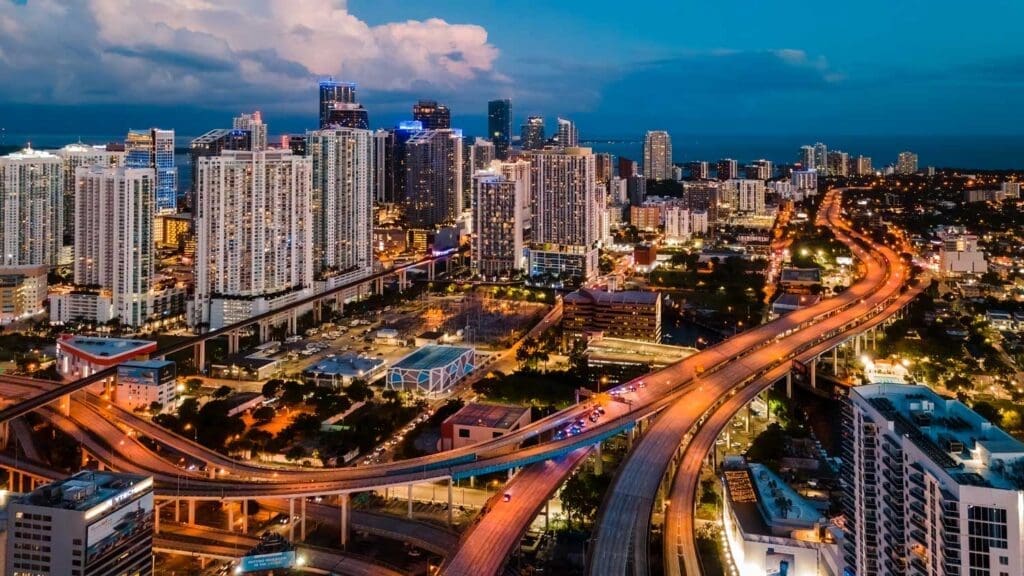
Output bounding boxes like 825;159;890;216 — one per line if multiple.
487;99;511;160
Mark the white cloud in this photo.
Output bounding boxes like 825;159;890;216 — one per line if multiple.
0;0;502;108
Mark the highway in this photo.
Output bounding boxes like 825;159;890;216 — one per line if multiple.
585;189;909;575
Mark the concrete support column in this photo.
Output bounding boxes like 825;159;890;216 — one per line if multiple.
0;422;8;451
375;277;385;295
300;497;307;541
507;468;514;480
447;478;454;526
188;499;196;526
313;301;323;325
833;347;839;374
786;371;793;399
207;465;216;480
854;334;861;356
288;310;298;336
594;443;604;476
428;261;436;281
194;341;206;374
59;393;71;417
175;499;180;523
407;484;414;519
810;357;817;389
339;494;351;548
155;502;161;534
288;498;296;542
242;500;249;534
227;504;234;532
544;501;550;532
259;321;271;344
399;270;409;291
227;331;240;355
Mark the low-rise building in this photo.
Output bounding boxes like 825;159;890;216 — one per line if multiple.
770;293;820;318
779;267;822;292
629;204;661;231
563;288;662;343
304;353;387;388
938;231;987;275
0;265;47;324
440;402;532;450
386;345;475;397
115;360;177;412
56;335;157;392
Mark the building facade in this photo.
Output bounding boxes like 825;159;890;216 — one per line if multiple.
487;99;512;160
520;116;546;150
1;147;63;268
115;360;177;412
471;162;530;277
412;99;451;130
54;144;124;250
643;130;673;181
563;288;662;342
403;129;464;229
0;265;47;324
556;118;578;148
125;128;176;214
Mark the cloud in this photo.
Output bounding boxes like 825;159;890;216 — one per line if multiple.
0;0;503;111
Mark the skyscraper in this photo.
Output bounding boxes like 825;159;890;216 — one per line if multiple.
594;153;614;185
520;116;546;150
125;128;177;213
488;99;512;160
232;111;268;151
799;145;816;169
813;142;828;175
896;151;918;175
74;165;155;327
556;117;579;148
855;156;873;176
307;128;375;279
842;384;1024;576
618;157;638;179
320;79;369;130
0;147;63;267
403;129;464;228
54;143;124;248
827;151;850;177
472;161;531;277
643;130;673;181
194;149;314;329
686;161;710;180
412;100;452;129
716;158;738;180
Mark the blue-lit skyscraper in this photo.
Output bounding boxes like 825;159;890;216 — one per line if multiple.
488;99;511;160
126;128;177;213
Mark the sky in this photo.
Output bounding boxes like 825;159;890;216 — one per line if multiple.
2;0;1024;163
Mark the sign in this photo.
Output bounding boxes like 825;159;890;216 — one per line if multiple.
239;551;297;573
86;493;154;565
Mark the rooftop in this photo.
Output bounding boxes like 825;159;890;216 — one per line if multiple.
305;353;385;377
58;335;157;360
564;288;660;306
444;402;530;430
857;384;1024;490
773;293;820;309
16;471;151;512
119;359;174;370
392;345;473;371
780;268;822;283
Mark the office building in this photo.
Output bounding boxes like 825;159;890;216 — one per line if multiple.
556;117;579;148
74;165;156;327
403;129;464;228
842;384;1024;576
520;116;546;150
440;403;532;450
54;143;124;248
563;288;662;342
0;265;47;324
1;147;63;267
412;100;451;129
125;128;176;214
319;78;368;129
232;111;268;151
194;149;314;329
307;128;375;279
813;143;828;175
115;360;176;412
716;158;738;180
382;121;424;204
643;130;673;180
799;145;816;169
897;151;919;175
6;471;154;576
855;156;873;176
487;99;512;160
471;161;530;277
687;161;710;180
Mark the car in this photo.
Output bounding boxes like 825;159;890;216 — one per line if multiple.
638;380;646;389
503;492;512;502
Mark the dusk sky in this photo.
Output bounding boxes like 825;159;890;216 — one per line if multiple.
2;0;1024;144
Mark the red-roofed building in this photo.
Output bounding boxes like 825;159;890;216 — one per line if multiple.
440;402;532;450
56;335;157;393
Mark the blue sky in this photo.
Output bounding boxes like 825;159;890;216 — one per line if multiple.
1;0;1023;143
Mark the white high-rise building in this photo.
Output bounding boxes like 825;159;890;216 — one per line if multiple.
233;111;268;151
799;145;816;169
403;129;463;228
556;117;579;148
643;130;673;181
74;165;156;327
855;156;873;176
897;151;919;175
1;147;63;268
664;204;691;243
307;128;375;279
813;142;828;175
194;149;314;329
843;384;1024;576
690;210;709;235
54;143;124;255
472;160;531;277
723;179;766;215
792;169;819;195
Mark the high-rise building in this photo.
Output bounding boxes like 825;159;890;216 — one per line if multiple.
6;471;155;576
528;147;598;248
520;116;546;150
488;99;512;160
189;127;253;208
319;79;369;130
194;149;314;329
74;165;155;327
382;121;425;204
471;161;531;276
232;111;268;151
854;156;873;176
125;128;176;214
643;130;673;181
799;145;816;169
307;128;375;279
686;161;710;180
594;153;614;186
412;100;451;130
813;142;828;175
1;147;63;267
403;129;464;228
842;384;1024;576
556;117;579;148
664;204;691;243
827;151;850;177
744;159;773;180
897;151;918;175
716;158;738;180
792;169;819;195
724;179;766;214
54;143;124;248
618;157;638;179
626;175;646;206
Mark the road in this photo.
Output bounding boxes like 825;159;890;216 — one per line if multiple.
585;188;909;575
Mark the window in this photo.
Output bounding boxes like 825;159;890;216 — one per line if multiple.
457;428;470;438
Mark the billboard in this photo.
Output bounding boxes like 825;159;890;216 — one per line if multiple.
86;493;154;565
239;550;297;573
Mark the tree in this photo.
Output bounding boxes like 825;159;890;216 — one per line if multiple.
281;381;305;405
213;385;232;399
252;406;276;424
972;401;1000;424
285;445;308;462
560;470;611;528
262;379;283;399
178;398;200;423
345;379;373;403
148;401;163;415
185;378;203;393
